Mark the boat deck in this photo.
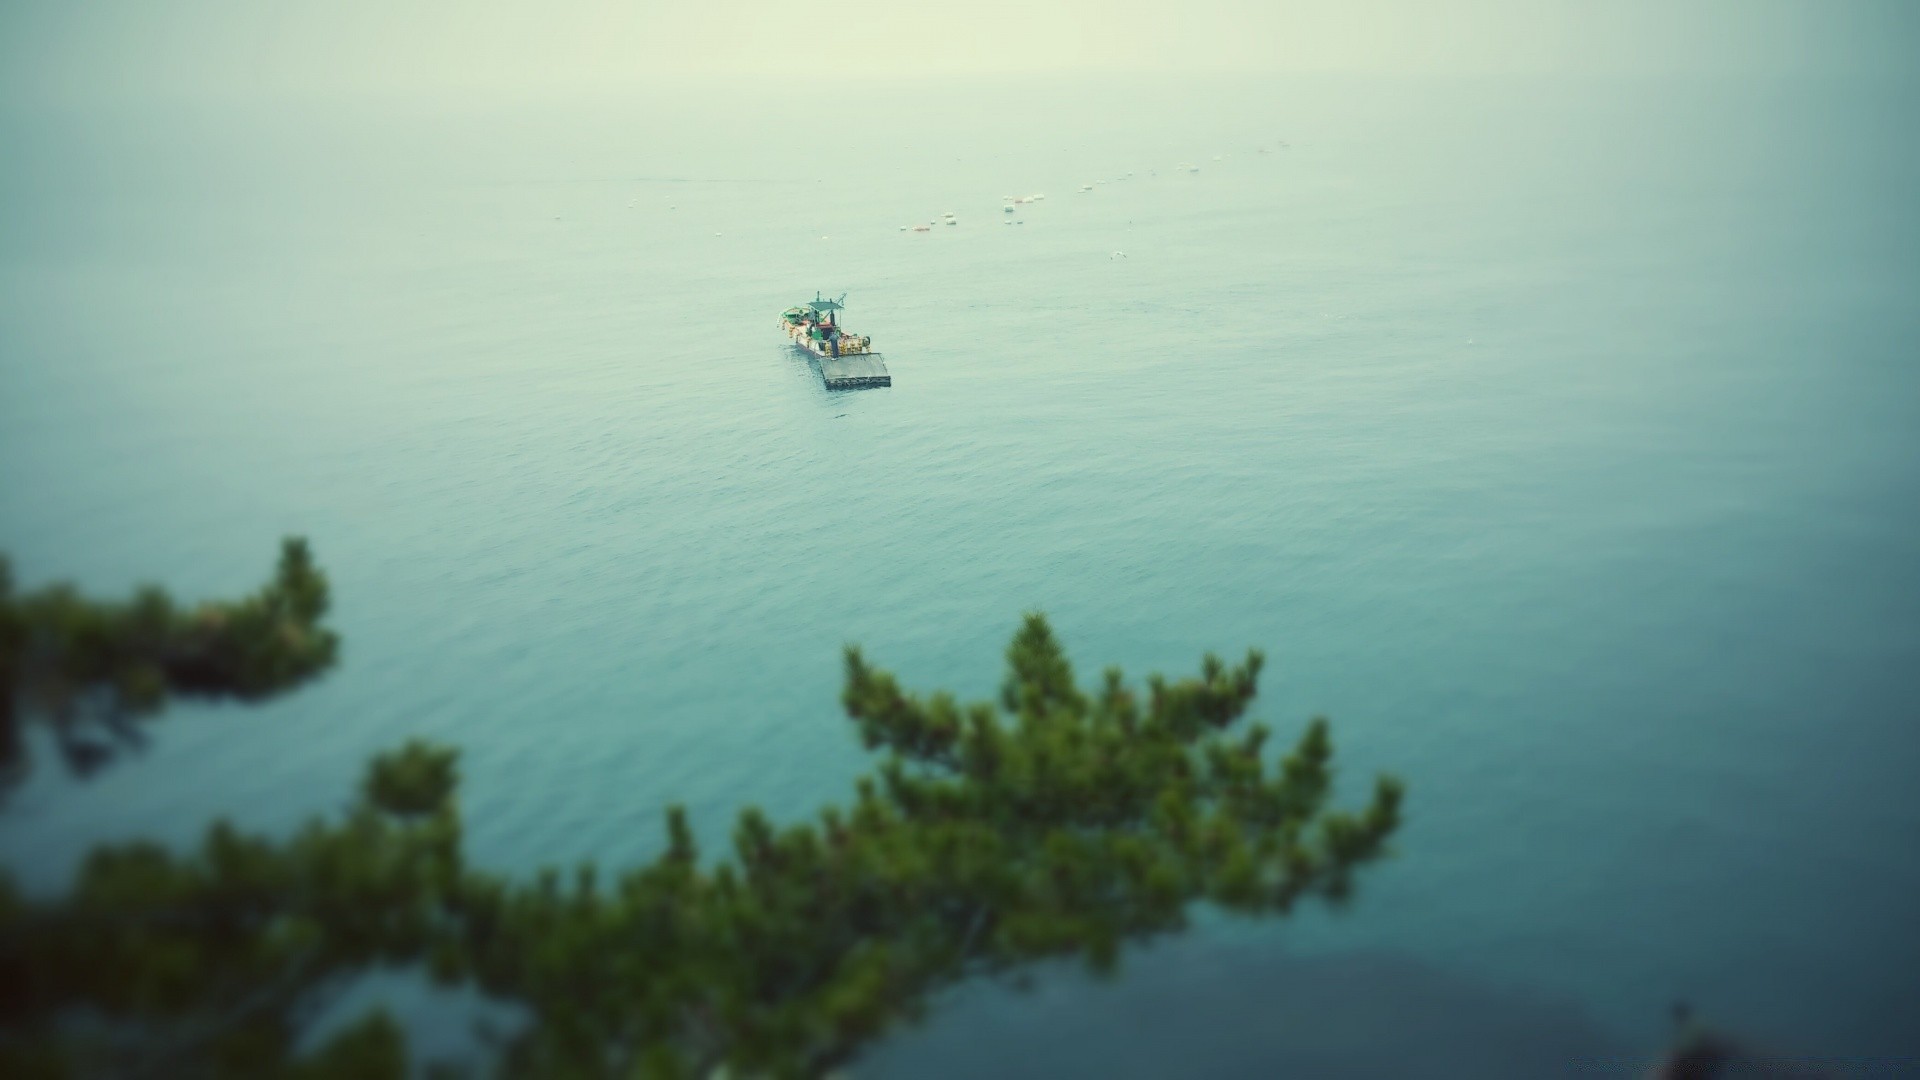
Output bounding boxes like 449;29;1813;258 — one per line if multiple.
815;351;891;390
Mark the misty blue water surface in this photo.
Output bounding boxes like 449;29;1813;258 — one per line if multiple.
3;76;1917;1074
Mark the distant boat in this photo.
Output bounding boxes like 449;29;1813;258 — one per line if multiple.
1003;204;1015;213
911;224;931;232
780;293;889;389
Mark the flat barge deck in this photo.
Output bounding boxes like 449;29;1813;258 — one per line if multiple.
809;349;891;390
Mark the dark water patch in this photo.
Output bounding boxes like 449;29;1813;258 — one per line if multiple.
861;938;1636;1078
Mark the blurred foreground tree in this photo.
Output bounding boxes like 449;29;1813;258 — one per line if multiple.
0;541;338;788
0;543;1403;1078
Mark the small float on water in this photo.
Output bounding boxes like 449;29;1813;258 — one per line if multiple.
780;293;890;390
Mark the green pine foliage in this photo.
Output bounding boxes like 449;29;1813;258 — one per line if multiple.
0;546;1404;1078
0;540;339;786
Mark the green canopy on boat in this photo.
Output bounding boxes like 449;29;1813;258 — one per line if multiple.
807;292;846;313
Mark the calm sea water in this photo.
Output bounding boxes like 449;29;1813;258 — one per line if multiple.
3;75;1917;1074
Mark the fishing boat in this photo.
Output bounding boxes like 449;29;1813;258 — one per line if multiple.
780;293;891;390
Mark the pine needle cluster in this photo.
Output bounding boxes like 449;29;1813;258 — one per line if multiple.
0;544;1402;1078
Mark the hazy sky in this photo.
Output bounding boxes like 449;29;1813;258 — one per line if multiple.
2;0;1914;103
